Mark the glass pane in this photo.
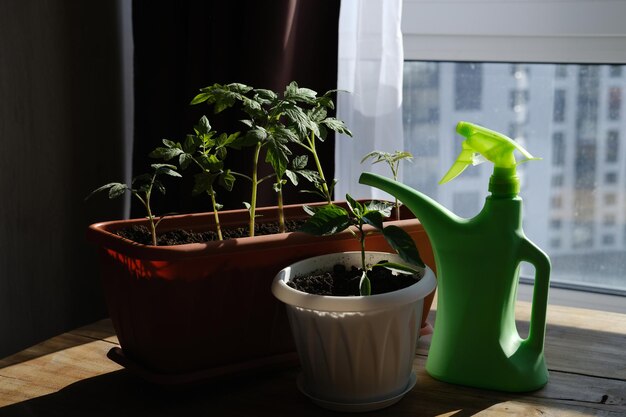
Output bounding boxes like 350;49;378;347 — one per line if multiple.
402;62;626;293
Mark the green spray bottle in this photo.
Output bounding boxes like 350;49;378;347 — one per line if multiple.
359;121;551;392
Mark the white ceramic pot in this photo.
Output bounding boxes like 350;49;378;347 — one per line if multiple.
272;251;437;412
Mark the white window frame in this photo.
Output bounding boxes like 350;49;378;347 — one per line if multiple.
402;0;626;64
401;0;626;300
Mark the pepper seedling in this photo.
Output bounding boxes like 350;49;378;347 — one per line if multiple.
150;115;238;240
86;164;181;246
361;150;413;220
299;194;424;295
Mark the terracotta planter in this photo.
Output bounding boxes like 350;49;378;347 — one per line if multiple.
87;201;436;384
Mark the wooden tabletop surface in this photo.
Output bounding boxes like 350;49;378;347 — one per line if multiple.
0;301;624;416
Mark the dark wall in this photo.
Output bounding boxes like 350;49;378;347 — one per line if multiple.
132;0;341;216
0;1;126;357
0;0;340;358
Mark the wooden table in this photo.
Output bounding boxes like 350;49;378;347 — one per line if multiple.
0;302;624;416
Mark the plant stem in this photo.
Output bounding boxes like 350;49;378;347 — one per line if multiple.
137;191;157;247
277;185;285;233
308;131;332;203
249;142;262;237
359;224;366;272
392;164;401;221
210;192;223;240
395;198;401;221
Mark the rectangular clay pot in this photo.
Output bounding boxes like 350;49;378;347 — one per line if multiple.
87;201;435;384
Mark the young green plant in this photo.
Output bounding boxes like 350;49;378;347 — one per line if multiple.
150;116;238;240
284;83;353;204
361;150;413;220
190;82;344;235
86;164;181;246
299;195;424;295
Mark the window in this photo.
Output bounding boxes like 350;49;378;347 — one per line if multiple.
604;193;617;205
610;65;623;77
552;132;565;166
550;219;562;229
555;65;568;78
605;172;617;184
403;61;626;293
400;0;626;295
603;234;615;245
603;214;616;226
553;89;566;122
606;131;619;162
609;87;622;120
454;63;482;111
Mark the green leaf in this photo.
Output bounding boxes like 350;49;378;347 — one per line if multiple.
86;182;124;200
283;107;311;135
153;164;182;178
362;210;384;230
317;94;335;110
296;169;321;185
246;128;268;142
242;96;262;112
309;106;327;123
285;169;298;186
218;169;236;191
255;88;278;103
179;153;193;170
375;261;422;275
108;183;128;199
273;126;299;143
240;119;254;128
382;225;425;268
195;116;212;135
217;132;241;148
153;180;166;195
198;153;223;172
190;92;210;105
183;135;198;154
345;194;363;217
299;205;351;236
359;271;371;296
284;82;317;103
149;147;182;161
322;118;352;136
193;172;217;195
365;200;393;218
162;139;180;149
266;142;289;178
216;146;227;161
292;155;308;170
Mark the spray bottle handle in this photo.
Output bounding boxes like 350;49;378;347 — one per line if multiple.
518;238;551;351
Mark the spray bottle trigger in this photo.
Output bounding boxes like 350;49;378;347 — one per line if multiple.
439;141;475;184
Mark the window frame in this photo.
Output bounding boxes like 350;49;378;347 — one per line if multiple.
401;0;626;297
402;0;626;65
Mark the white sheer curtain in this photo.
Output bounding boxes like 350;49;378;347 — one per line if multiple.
335;0;404;200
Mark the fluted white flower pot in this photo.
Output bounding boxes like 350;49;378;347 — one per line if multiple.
272;251;437;412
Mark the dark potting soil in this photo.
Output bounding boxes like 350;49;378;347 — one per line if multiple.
288;263;422;296
116;220;306;246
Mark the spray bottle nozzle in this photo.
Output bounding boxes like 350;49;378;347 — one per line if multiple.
439;122;540;192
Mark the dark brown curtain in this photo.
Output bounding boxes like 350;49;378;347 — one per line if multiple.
131;0;341;217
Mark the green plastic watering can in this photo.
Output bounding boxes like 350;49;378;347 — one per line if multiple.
360;122;551;392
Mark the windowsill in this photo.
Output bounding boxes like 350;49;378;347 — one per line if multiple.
518;282;626;314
